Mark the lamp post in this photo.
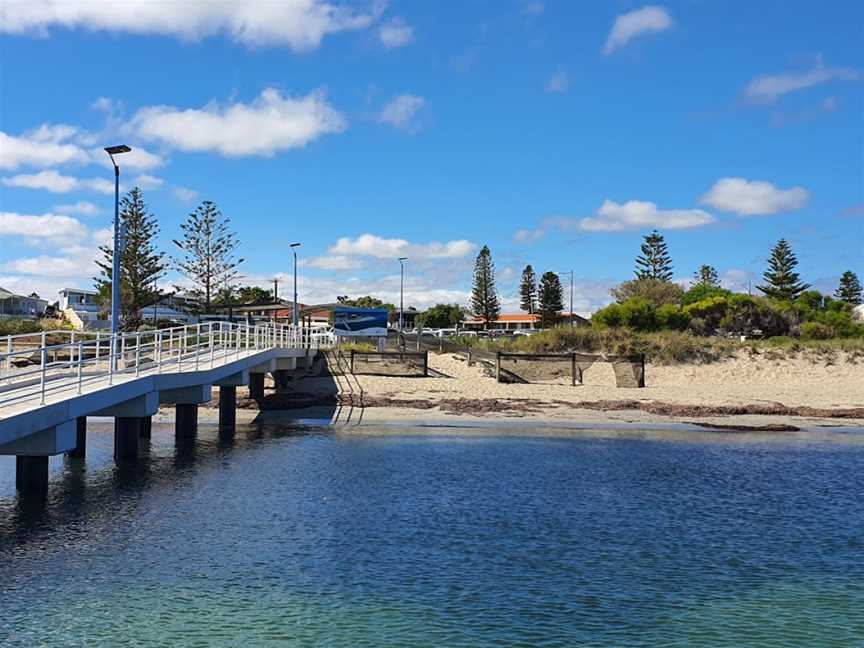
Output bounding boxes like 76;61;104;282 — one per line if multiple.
290;243;301;327
398;257;408;332
558;270;574;328
104;144;131;367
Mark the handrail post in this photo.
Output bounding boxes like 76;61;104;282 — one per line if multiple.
40;348;47;404
157;330;163;373
77;341;84;394
210;324;215;367
135;332;141;376
69;330;76;369
95;332;101;372
195;323;201;371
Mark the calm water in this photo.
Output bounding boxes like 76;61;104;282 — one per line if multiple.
1;422;863;647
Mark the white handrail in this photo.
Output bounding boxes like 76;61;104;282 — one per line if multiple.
0;320;334;409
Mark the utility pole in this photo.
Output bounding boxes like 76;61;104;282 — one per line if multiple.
273;278;279;302
398;257;407;332
290;243;301;327
558;270;574;328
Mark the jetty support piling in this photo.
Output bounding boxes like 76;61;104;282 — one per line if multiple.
248;372;265;399
175;404;198;440
16;456;49;494
66;416;87;458
219;386;236;428
114;417;141;463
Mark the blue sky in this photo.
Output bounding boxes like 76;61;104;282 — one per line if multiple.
1;0;861;314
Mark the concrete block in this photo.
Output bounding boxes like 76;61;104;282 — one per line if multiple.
0;419;76;456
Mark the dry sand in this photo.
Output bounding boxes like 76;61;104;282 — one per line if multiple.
190;351;864;431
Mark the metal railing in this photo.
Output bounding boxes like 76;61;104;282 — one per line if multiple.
0;321;334;409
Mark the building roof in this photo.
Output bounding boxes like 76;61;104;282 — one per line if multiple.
463;312;589;323
60;287;98;295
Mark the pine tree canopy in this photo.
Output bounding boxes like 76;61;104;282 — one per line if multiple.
519;264;537;314
538;271;564;328
834;270;862;305
94;186;167;328
693;264;719;287
470;245;501;328
756;238;811;301
173;200;243;313
635;230;674;282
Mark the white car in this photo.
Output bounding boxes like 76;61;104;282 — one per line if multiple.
513;329;541;337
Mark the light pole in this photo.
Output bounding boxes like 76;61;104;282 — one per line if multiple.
290;243;301;327
104;144;131;365
398;257;407;331
558;270;574;328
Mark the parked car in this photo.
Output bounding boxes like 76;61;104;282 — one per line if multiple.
513;329;541;337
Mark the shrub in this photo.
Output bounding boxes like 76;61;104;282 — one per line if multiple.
683;296;728;333
656;304;690;331
681;284;732;306
0;319;42;336
592;303;625;328
610;278;684;306
800;322;834;340
619;298;658;331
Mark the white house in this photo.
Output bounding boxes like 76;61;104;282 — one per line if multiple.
59;287;101;326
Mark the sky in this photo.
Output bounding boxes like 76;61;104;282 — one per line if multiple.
0;0;862;315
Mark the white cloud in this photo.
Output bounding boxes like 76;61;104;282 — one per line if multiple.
545;66;571;93
578;199;715;231
2;254;97;278
377;94;425;130
378;17;413;48
1;0;379;51
132;174;164;190
54;200;100;216
0;211;88;240
0;126;90;170
603;5;673;54
513;228;545;243
1;169;115;194
742;58;858;104
171;186;199;204
329;233;476;259
303;255;366;271
700;177;809;216
130;87;346;156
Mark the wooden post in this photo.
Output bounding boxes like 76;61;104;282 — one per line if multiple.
640;354;646;388
350;349;355;374
423;351;428;377
495;351;501;383
571;352;577;387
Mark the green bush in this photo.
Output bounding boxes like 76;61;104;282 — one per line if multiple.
683;296;728;333
656;304;690;331
681;284;732;306
591;303;625;328
799;322;834;340
0;319;43;336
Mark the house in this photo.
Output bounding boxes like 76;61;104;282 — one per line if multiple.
59;287;100;324
461;312;590;331
854;304;864;322
0;286;48;320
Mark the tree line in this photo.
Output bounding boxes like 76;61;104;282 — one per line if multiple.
592;229;862;339
93;186;261;329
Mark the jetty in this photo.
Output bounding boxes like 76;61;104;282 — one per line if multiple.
0;321;333;494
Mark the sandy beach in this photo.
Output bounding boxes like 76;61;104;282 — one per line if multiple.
178;351;864;431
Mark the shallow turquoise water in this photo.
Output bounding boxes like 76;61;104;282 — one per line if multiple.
1;424;863;646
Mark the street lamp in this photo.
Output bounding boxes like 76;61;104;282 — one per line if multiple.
104;144;131;366
290;243;301;327
558;270;574;328
398;257;408;332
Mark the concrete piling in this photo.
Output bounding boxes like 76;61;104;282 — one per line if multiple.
114;417;141;463
219;385;236;428
15;456;49;494
175;403;198;440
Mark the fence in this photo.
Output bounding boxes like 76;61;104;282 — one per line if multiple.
495;351;645;388
349;350;428;377
0;321;335;407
